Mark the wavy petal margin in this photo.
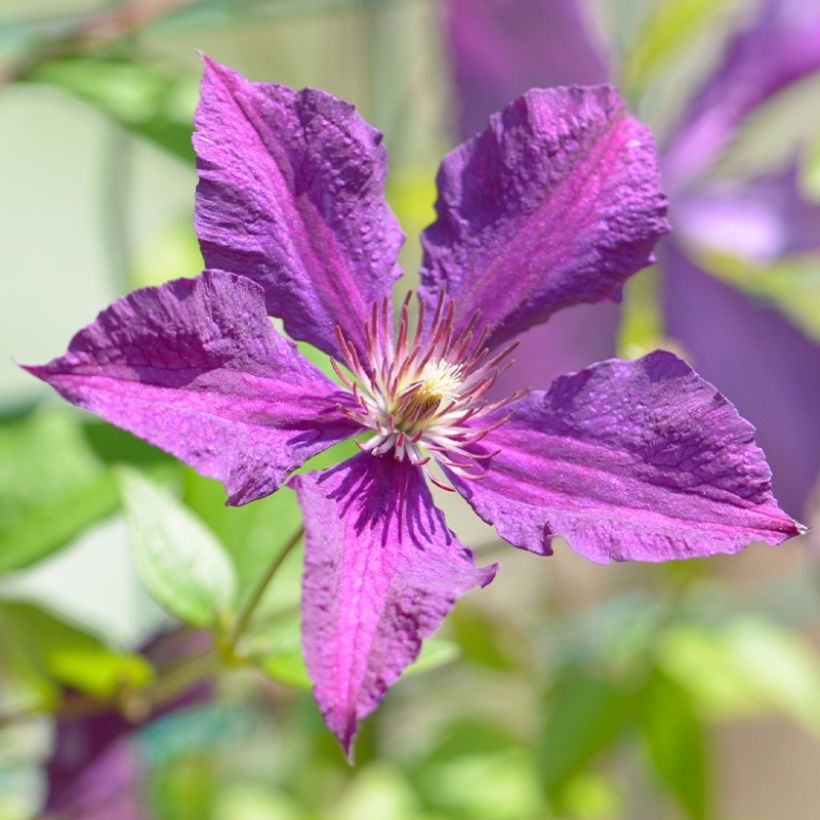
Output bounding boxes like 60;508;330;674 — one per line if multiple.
451;351;803;561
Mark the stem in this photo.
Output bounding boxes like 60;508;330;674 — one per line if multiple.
225;525;305;652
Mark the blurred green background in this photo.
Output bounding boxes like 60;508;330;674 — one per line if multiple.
1;1;819;818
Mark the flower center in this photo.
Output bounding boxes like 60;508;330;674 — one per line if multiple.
332;292;523;489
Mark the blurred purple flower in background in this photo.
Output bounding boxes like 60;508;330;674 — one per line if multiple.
27;57;801;755
445;0;820;518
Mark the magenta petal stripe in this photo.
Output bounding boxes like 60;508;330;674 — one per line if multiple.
419;84;669;351
26;271;359;506
194;56;404;360
291;453;496;758
449;351;803;562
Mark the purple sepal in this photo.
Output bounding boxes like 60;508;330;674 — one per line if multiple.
451;351;803;562
419;85;669;351
194;56;404;360
25;271;359;505
290;453;496;758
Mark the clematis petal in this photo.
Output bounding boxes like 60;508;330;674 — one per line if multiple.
664;0;820;188
663;242;820;518
290;453;496;757
194;56;404;359
419;85;668;351
445;0;608;139
25;271;359;506
449;351;802;562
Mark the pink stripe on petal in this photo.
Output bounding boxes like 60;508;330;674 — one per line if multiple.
419;85;668;351
26;271;358;506
291;453;496;758
450;351;803;562
194;56;404;360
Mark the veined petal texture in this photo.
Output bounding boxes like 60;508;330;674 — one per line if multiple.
194;56;404;360
419;85;668;351
451;351;802;562
26;271;358;506
291;454;496;757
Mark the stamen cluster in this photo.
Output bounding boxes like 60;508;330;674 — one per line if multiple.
333;292;523;490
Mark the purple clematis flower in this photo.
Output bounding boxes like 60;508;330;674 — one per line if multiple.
445;0;820;519
26;57;802;756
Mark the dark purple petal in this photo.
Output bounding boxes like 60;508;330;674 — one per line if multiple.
419;85;668;351
663;241;820;518
664;0;820;188
26;271;358;506
450;351;802;562
194;56;404;359
290;453;496;757
445;0;608;139
674;166;820;263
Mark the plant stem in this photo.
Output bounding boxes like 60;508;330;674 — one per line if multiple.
225;525;305;653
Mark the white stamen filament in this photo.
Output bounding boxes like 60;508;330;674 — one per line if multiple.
333;292;524;487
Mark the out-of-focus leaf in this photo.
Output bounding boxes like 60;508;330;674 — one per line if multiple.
81;419;175;466
537;666;636;800
449;604;519;671
120;468;236;627
560;773;622;820
616;267;671;359
130;216;202;290
183;470;302;601
0;600;154;700
620;0;740;94
694;248;820;341
639;668;708;820
404;639;460;679
212;783;302;820
23;56;197;162
0;409;119;574
658;616;820;733
420;749;541;820
330;762;422;820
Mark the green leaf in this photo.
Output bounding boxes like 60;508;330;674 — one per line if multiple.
0;600;153;701
639;669;709;820
182;470;302;601
537;666;636;801
120;468;237;626
619;0;740;94
658;616;820;733
23;56;197;163
0;409;120;574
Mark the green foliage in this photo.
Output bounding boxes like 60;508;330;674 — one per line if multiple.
120;468;237;627
0;410;120;574
536;665;637;803
639;668;709;820
24;56;197;163
0;599;153;702
183;470;302;601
